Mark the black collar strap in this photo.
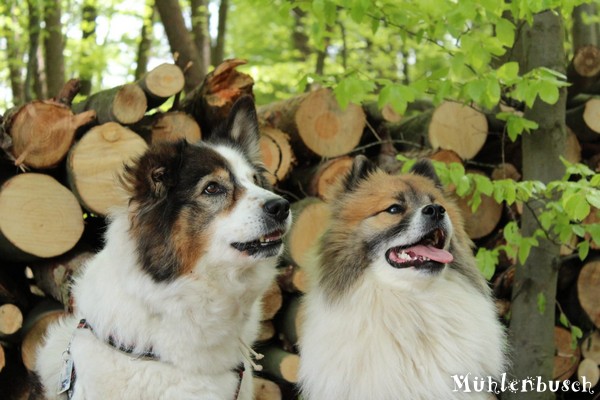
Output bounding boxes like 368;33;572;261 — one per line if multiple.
77;319;158;360
76;319;245;399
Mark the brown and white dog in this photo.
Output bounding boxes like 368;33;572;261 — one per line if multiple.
34;97;291;400
298;157;506;400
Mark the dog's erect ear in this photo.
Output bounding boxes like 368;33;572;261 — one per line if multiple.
343;155;378;192
410;159;442;188
225;96;261;162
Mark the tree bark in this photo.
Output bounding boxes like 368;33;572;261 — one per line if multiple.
135;0;156;81
43;0;65;98
25;0;45;101
572;3;598;50
190;0;210;77
155;0;204;93
506;10;567;400
3;11;25;106
79;0;97;96
212;0;228;66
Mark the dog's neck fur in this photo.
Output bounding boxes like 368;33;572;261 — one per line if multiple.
72;211;275;374
299;266;506;400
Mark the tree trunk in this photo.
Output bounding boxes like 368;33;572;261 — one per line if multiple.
3;11;25;106
212;0;229;66
506;10;567;400
135;1;156;81
155;0;204;93
79;0;97;96
291;7;310;59
572;3;598;50
43;0;65;98
25;0;45;101
190;0;210;77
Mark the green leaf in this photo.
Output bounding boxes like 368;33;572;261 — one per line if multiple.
518;240;532;264
473;174;494;196
537;292;546;315
564;192;591;221
466;80;487;103
475;248;497;281
495;18;515;47
538;81;560;104
571;325;583;340
496;62;519;82
586;192;600;209
559;312;569;328
334;75;375;109
578;240;590;261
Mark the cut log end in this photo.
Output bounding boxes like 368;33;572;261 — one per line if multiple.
151;112;201;144
261;281;283;321
9;102;94;169
577;358;600;388
288;198;331;269
144;63;185;99
428;102;488;160
583;98;600;134
0;304;23;336
554;326;581;381
253;377;282;400
577;260;600;327
112;84;148;124
0;174;83;259
68;122;148;216
573;45;600;77
21;310;64;370
296;89;366;158
259;127;295;184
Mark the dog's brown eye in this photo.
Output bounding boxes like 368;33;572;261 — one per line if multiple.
386;204;404;214
203;183;222;195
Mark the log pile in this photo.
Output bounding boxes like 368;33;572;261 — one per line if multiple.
1;52;600;398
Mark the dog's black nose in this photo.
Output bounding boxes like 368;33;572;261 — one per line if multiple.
422;204;446;221
264;198;290;221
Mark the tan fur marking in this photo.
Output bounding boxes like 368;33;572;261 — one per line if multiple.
171;209;210;275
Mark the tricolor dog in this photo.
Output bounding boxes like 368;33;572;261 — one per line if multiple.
298;157;506;400
34;97;291;400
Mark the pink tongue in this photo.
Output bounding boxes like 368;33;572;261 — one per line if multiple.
404;245;454;264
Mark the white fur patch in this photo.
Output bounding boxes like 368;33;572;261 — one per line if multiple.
299;267;506;400
36;145;291;400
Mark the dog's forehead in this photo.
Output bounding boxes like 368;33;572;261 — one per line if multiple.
213;144;255;179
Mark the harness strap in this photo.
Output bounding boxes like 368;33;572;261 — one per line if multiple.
77;319;158;360
75;319;245;400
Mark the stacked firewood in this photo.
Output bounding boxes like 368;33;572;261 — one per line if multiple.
1;51;600;398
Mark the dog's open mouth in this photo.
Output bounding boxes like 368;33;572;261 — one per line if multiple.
231;230;284;257
385;228;453;270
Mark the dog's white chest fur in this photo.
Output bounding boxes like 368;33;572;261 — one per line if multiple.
299;269;505;400
36;214;273;400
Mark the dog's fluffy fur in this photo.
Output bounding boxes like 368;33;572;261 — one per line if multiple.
298;157;506;400
35;97;291;400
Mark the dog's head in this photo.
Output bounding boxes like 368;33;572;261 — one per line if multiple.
121;96;292;282
319;156;481;299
